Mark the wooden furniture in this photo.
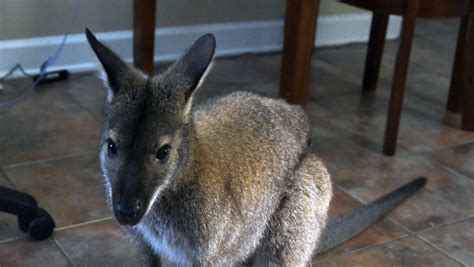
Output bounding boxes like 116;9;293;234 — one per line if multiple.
280;0;474;155
132;0;323;100
133;0;474;156
335;0;474;155
133;0;156;75
279;0;320;105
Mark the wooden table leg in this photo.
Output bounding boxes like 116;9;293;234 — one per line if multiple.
133;0;156;75
462;9;474;131
362;12;389;93
447;15;468;113
383;0;418;156
279;0;320;106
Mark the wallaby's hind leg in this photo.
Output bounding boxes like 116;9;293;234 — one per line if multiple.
251;155;332;267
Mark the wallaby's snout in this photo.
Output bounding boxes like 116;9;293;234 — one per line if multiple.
113;177;145;225
110;165;162;226
114;196;142;226
112;163;151;226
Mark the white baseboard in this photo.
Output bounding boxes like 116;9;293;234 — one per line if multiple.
0;13;401;77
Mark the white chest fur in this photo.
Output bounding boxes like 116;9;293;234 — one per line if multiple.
136;224;191;266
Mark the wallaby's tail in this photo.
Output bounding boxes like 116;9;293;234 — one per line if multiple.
315;177;427;254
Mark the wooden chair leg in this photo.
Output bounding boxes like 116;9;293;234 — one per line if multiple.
447;16;469;113
383;1;418;156
133;0;156;75
362;12;389;93
462;10;474;131
279;0;320;106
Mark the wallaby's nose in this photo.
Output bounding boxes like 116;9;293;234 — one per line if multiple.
115;198;142;224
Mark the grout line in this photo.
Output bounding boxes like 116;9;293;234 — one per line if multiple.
332;182;366;205
334;181;417;234
335;174;474;233
314;192;415;263
332;182;413;226
325;148;412;173
414;30;459;38
415;235;467;266
0;169;16;188
314;234;413;263
423;150;474;181
313;59;363;86
394;55;452;81
54;216;114;232
431;159;474;182
414;216;474;235
1;151;96;170
387;218;415;234
334;169;474;265
316;213;469;266
409;140;474;156
333;181;419;235
51;236;76;266
62;87;103;122
0;236;26;244
333;184;413;228
401;138;474;157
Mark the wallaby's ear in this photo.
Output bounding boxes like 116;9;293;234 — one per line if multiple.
168;34;216;103
85;28;132;97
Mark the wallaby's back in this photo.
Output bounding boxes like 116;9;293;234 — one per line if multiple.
190;91;313;260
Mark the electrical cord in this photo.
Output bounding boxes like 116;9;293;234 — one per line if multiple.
0;64;34;80
0;0;82;108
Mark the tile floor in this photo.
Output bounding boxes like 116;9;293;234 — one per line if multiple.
1;19;473;266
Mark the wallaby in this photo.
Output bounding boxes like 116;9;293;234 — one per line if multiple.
85;29;426;266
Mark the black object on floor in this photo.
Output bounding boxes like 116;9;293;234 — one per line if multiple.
0;186;55;240
33;70;69;85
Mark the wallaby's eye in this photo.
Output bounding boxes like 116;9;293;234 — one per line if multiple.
156;144;171;161
107;139;117;156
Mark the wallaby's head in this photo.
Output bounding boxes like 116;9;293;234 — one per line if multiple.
86;29;215;226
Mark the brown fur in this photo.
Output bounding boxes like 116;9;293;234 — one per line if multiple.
86;30;333;266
